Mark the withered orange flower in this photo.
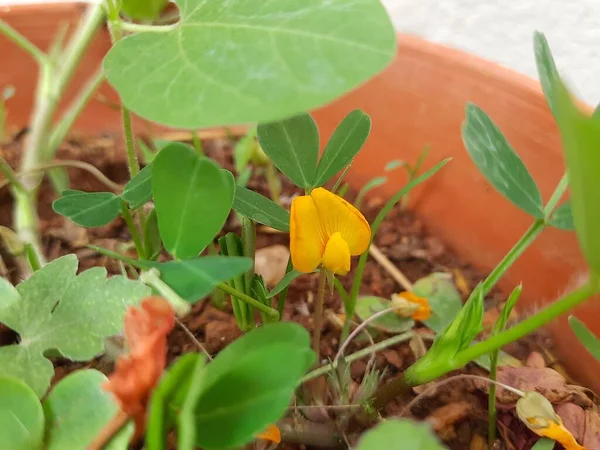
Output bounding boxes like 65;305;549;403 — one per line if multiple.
257;424;281;443
391;291;431;321
103;296;176;440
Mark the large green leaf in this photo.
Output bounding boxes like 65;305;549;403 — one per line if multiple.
553;80;600;273
0;254;150;397
191;323;314;449
0;376;44;450
103;0;396;128
43;369;133;450
355;419;445;450
533;31;560;117
313;109;371;187
152;143;234;259
413;273;463;334
122;163;153;210
233;186;290;232
138;256;253;303
462;104;544;218
52;190;121;227
569;316;600;361
257;113;319;188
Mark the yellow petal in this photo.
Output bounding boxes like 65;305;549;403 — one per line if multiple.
321;232;351;275
290;194;327;273
310;188;371;255
257;424;281;443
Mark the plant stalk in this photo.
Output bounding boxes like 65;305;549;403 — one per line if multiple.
312;269;327;357
0;155;26;193
139;268;191;317
120;202;145;258
0;18;48;65
217;282;279;320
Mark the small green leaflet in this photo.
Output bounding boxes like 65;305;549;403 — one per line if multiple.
548;201;574;230
52;190;121;227
122;164;153;210
0;254;150;397
533;31;560;118
355;176;387;208
267;269;303;299
233;186;290;232
531;438;555;450
313;110;371;187
354;419;445;450
43;370;133;450
569;316;600;361
152;143;234;259
103;0;396;128
0;376;44;450
413;273;463;334
257;113;319;189
462;103;544;218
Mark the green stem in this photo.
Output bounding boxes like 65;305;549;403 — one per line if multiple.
265;162;282;206
488;349;499;445
120;21;177;33
191;130;204;156
241;216;256;294
0;18;48;65
312;269;327;356
543;171;568;216
277;256;293;318
120;202;145;259
0;155;26;193
139;268;191;317
217;282;279;320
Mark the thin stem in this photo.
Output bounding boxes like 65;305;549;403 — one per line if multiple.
121;106;140;178
120;202;145;259
312;269;327;356
241;216;256;294
120;21;178;33
488;349;499;445
88;410;130;450
139;268;192;317
217;282;280;320
277;256;293;318
0;18;48;65
191;130;204;156
368;244;412;291
543;171;569;216
0;155;26;193
175;317;212;360
302;331;417;383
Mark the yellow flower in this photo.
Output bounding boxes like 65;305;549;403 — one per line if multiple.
257;424;281;443
391;291;431;321
516;392;585;450
290;188;371;275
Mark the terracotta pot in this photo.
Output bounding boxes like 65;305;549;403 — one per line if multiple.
1;3;598;392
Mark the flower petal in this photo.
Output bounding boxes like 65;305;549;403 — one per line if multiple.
290;194;326;273
321;232;351;275
310;188;371;255
257;424;281;443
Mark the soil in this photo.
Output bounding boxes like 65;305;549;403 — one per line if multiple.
0;131;590;450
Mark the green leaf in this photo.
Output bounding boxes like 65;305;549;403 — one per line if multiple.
493;284;522;334
355;296;414;333
548;201;575;230
52;190;121;227
143;208;162;259
355;176;387;208
234;128;258;174
43;369;133;450
569;316;600;361
533;32;560;117
553;80;600;272
233;186;290;232
121;0;167;20
0;254;150;397
413;273;463;334
122;163;153;210
531;438;555;450
257;113;319;188
152;143;234;259
103;0;396;129
0;376;44;450
138;257;253;303
355;419;445;450
384;160;405;171
191;323;314;449
462;104;544;218
313;110;371;187
267;269;303;299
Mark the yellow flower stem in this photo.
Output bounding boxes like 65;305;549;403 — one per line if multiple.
312;269;327;357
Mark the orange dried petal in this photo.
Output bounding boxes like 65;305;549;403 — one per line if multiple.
257;424;281;443
395;291;431;321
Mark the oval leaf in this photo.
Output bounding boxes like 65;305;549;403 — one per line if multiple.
52;190;121;227
569;316;600;362
152;143;234;259
257;113;319;188
548;201;575;230
412;273;463;334
43;369;133;450
0;376;44;450
233;186;290;232
355;296;414;333
122;163;153;210
534;32;560;118
103;0;396;129
313;110;371;187
462;103;544;218
355;419;445;450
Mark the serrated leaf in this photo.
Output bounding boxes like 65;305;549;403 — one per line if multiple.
257;113;319;188
52;190;121;227
152;143;234;259
462;103;544;218
0;376;44;450
355;296;414;333
569;316;600;361
355;419;445;450
233;186;290;232
191;323;314;449
122;164;153;210
267;269;303;299
43;369;133;450
313;110;371;187
0;254;150;397
413;272;463;334
138;256;253;303
103;0;396;129
548;201;575;230
533;31;560;117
